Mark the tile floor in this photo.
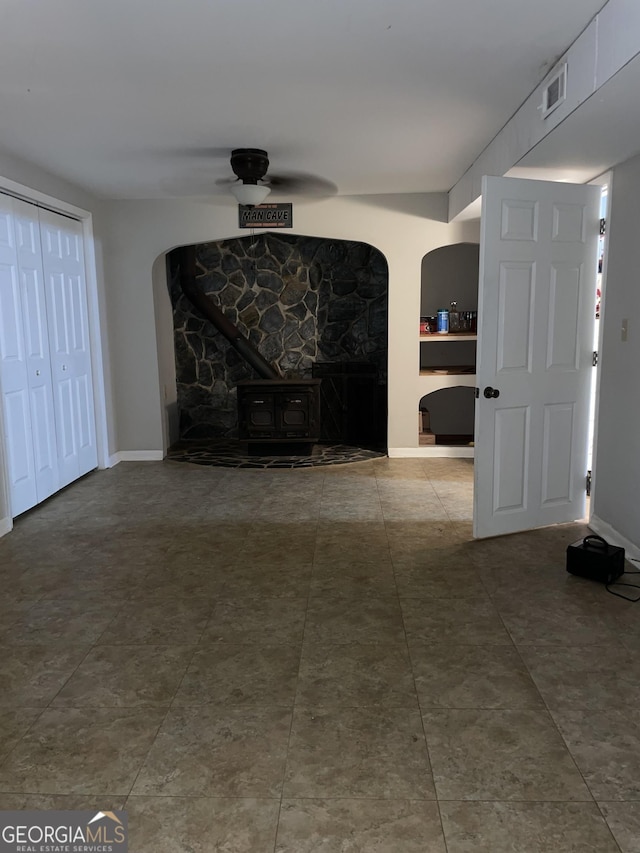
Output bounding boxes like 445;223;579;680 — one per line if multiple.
0;457;639;851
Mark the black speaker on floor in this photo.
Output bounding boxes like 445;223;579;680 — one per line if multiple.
566;535;625;584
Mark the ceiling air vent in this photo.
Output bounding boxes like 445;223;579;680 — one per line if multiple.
540;62;567;119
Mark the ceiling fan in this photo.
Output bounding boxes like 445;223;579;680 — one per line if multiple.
216;148;337;205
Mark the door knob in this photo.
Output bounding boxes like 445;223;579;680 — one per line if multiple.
35;370;40;376
483;386;500;399
62;364;67;371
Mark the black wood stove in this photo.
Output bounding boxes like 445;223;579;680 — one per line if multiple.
237;379;321;454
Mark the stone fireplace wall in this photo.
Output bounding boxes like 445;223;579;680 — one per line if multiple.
167;232;388;439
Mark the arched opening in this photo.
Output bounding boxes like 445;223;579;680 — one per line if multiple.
164;232;388;461
418;242;479;452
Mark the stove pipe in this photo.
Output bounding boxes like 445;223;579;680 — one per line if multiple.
176;244;280;380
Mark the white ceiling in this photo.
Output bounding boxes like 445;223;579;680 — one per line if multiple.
0;0;609;200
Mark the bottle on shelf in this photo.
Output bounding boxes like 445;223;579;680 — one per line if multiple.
449;301;460;333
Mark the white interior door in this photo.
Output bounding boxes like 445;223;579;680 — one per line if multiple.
473;176;601;539
40;209;97;488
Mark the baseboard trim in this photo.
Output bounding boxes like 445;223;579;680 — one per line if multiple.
0;515;13;538
111;450;164;464
589;514;640;562
388;446;475;459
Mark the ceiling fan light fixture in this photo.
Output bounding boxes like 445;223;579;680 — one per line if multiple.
230;182;271;206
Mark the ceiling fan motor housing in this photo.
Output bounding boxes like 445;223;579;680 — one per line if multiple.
231;148;269;184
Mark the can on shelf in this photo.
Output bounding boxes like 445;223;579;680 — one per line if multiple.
437;309;449;334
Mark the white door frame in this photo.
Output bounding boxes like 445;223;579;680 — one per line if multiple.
0;175;110;531
586;174;612;528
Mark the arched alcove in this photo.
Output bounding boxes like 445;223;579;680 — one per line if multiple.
418;241;479;451
420;242;479;316
165;232;388;447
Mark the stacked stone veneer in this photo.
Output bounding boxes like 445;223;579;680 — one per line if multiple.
168;232;388;439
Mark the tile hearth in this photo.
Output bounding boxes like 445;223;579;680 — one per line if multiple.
166;439;385;468
0;457;636;851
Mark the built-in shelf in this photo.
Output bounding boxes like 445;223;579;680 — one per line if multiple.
418;335;477;403
419;366;475;375
420;333;477;342
418;372;477;395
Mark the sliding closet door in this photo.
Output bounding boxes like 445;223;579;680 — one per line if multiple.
39;209;97;488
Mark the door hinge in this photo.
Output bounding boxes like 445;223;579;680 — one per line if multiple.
600;218;606;236
586;470;592;496
474;387;480;399
592;351;598;366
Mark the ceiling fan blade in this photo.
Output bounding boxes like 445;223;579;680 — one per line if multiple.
126;145;233;161
267;172;338;198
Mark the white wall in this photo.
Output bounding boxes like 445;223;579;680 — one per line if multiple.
592;151;640;553
0;148;100;214
101;193;480;454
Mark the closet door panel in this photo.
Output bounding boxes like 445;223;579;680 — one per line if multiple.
22;265;59;501
46;265;79;487
0;199;38;515
75;372;94;452
56;373;77;472
40;210;97;486
13;199;59;502
4;389;36;512
0;256;23;365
